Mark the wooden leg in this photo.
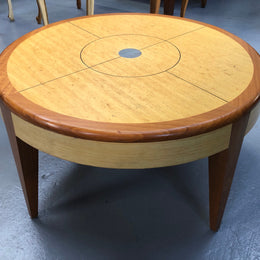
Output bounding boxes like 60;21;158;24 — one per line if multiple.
180;0;189;17
201;0;207;8
36;0;42;24
164;0;175;15
77;0;81;9
36;0;49;26
0;104;39;218
208;113;249;231
87;0;94;15
7;0;14;21
150;0;161;14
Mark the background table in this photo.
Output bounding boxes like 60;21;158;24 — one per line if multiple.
0;14;259;231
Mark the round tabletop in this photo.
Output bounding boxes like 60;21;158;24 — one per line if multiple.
0;14;259;142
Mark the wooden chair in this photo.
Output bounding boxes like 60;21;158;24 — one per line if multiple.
7;0;14;21
150;0;161;13
151;0;207;17
36;0;94;26
36;0;162;26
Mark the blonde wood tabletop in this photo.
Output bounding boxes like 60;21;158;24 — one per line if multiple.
0;14;259;142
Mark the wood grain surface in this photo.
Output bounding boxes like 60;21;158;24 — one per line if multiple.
0;103;38;218
9;101;259;169
12;113;231;169
0;14;259;142
209;113;250;231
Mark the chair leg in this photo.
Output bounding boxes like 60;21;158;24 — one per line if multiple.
36;1;42;24
201;0;207;8
0;103;39;218
87;0;94;15
36;0;49;25
7;0;14;21
164;0;175;15
77;0;81;9
150;0;161;14
180;0;189;17
208;113;249;231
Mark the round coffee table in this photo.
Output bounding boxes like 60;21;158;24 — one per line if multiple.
0;14;259;231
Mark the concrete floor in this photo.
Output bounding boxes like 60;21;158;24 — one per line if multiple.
0;0;260;259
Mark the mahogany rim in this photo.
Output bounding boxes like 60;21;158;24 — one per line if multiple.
0;13;259;143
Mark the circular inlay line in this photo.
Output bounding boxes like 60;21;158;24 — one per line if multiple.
80;34;181;78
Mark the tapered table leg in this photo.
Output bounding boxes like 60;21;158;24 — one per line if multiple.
0;104;38;218
164;0;175;15
208;113;249;231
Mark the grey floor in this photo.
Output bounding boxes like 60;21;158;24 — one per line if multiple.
0;0;260;259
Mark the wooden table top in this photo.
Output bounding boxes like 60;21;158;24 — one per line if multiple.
0;14;259;142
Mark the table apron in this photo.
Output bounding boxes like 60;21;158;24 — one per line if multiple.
10;113;235;169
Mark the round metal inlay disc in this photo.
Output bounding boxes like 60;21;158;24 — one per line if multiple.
118;48;142;58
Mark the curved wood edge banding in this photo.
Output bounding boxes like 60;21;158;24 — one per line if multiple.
0;14;259;143
12;113;232;169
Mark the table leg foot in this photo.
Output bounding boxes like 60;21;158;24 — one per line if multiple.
0;104;39;218
164;0;175;15
208;113;249;231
